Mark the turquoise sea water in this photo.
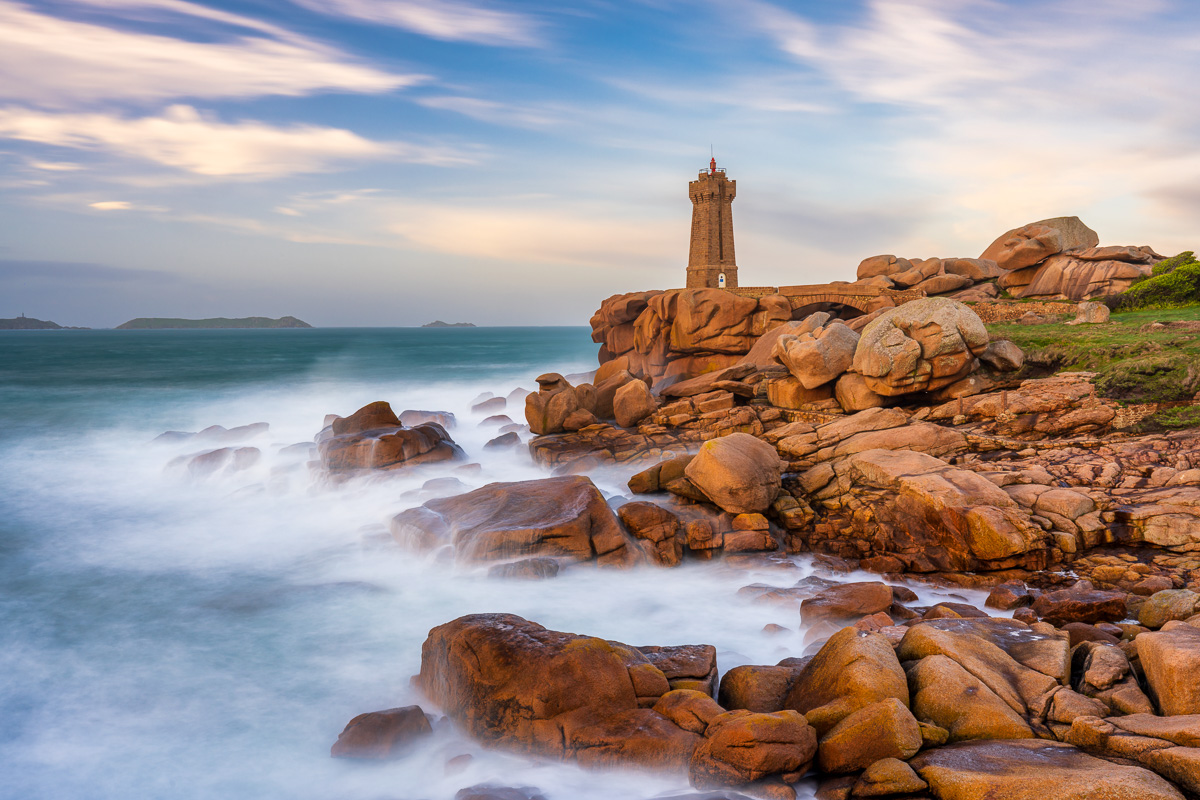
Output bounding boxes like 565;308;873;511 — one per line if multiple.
0;328;981;800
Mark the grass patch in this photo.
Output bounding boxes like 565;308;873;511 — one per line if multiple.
1139;405;1200;432
988;305;1200;405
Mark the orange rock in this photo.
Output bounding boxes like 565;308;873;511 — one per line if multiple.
330;705;432;759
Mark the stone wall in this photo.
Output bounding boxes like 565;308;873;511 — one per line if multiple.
970;300;1077;323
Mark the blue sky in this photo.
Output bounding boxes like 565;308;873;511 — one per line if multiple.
1;0;1198;327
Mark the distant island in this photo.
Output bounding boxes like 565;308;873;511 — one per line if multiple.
0;316;88;330
422;320;476;328
116;316;312;330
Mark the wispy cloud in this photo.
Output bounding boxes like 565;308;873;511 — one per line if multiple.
0;105;475;177
0;0;419;105
741;0;1200;252
390;203;676;266
292;0;542;47
88;200;132;210
416;95;565;128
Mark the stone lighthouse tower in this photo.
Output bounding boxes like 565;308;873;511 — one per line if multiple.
686;157;738;289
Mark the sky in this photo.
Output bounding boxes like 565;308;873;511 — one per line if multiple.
1;0;1198;327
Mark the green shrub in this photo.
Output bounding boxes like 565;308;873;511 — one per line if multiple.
1152;250;1195;276
1138;405;1200;432
1116;251;1200;310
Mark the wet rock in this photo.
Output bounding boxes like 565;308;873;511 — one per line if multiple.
685;433;783;514
816;697;921;773
400;409;456;429
484;432;521;450
689;709;817;789
653;690;725;735
525;373;583;435
637;644;719;696
487;558;561;580
979;340;1025;372
419;614;700;769
472;396;506;415
1032;582;1127;626
783;628;908;736
852;298;989;396
800;582;893;625
719;664;806;713
330;705;432;759
391;475;637;567
910;739;1182;800
986;581;1035;610
456;785;548;800
320;401;463;472
618;501;683;567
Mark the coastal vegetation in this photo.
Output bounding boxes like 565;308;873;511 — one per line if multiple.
989;305;1200;405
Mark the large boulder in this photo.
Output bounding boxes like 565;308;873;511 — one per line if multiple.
907;653;1035;741
590;289;792;383
980;216;1100;271
852;298;990;396
319;401;464;472
330;706;432;759
897;618;1067;734
684;433;783;514
910;739;1184;800
613;379;656;428
417;614;702;769
1138;624;1200;716
811;448;1046;572
816;697;922;773
783;628;909;736
689;709;817;788
391;475;638;567
772;321;860;389
738;313;830;369
525;373;584;435
857;255;912;280
1020;253;1151;300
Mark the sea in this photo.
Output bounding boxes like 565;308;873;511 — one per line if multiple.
0;327;989;800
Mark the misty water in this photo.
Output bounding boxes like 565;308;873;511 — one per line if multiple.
0;328;993;800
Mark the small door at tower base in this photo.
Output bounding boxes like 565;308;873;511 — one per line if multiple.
718;273;726;289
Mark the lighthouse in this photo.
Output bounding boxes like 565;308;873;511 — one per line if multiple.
686;157;738;289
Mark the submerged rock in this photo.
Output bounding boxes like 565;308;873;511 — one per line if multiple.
391;475;638;567
330;705;432;759
417;613;702;770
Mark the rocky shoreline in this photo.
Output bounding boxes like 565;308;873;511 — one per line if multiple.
158;216;1200;799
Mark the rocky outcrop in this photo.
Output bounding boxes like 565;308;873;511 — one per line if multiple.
802;448;1047;572
852;298;990;397
683;433;783;514
417;614;702;770
330;706;432;759
318;401;463;473
910;739;1183;800
772;320;859;389
590;288;791;383
979;216;1160;300
390;475;638;567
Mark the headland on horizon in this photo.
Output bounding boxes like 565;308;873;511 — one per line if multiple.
115;316;312;330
